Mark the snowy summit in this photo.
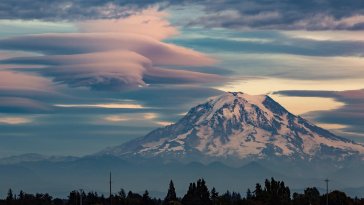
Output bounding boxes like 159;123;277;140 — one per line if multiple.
99;92;364;163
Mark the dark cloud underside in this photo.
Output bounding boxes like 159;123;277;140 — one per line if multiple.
169;37;364;57
1;0;364;30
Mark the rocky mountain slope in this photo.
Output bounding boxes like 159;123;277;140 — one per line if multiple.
99;92;364;163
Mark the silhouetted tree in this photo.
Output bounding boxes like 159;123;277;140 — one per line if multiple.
2;177;364;205
142;190;154;205
254;183;263;200
126;191;143;205
246;189;252;200
305;187;320;205
164;180;177;204
182;179;211;205
6;189;15;205
116;189;127;205
68;190;79;205
322;190;352;205
6;189;14;201
251;178;290;205
210;187;219;205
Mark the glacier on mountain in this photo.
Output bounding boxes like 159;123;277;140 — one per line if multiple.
99;92;364;163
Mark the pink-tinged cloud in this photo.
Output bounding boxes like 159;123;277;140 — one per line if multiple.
1;33;215;66
21;51;150;89
0;71;53;92
0;116;32;125
3;50;222;90
0;71;55;112
338;89;364;101
0;9;221;90
0;51;38;60
145;67;223;84
0;35;218;89
78;8;178;40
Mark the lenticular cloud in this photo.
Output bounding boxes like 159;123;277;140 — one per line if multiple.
0;9;221;90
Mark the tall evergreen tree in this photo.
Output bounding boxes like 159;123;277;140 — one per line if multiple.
197;179;211;205
6;189;14;205
254;183;263;200
246;189;252;200
182;179;211;205
6;189;14;201
118;188;126;199
164;180;177;204
18;190;25;201
143;190;154;205
210;187;218;200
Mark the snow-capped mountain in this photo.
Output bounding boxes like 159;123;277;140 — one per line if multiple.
99;92;364;163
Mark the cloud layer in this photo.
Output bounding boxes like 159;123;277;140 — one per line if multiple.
0;8;224;143
0;0;161;20
1;0;364;30
275;89;364;139
77;8;178;40
1;3;364;156
184;0;364;30
0;37;219;90
0;9;221;91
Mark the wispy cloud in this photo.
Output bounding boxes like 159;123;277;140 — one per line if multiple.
0;116;31;125
274;89;364;141
77;8;178;40
155;121;173;126
170;29;364;81
185;0;364;30
103;115;129;122
103;113;156;122
0;97;52;113
55;103;144;109
103;112;171;127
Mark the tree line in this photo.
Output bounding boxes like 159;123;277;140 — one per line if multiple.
1;178;364;205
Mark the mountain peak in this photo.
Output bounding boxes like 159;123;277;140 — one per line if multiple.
99;92;364;164
212;92;266;105
191;92;286;127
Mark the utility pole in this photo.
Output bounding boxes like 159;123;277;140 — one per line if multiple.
325;178;329;205
109;171;112;205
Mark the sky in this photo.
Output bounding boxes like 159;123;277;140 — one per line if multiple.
0;0;364;157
